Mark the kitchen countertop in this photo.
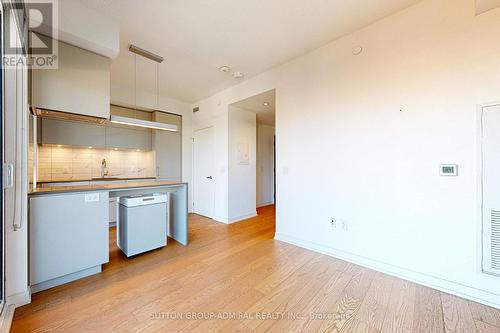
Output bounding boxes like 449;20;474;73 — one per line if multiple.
29;180;187;196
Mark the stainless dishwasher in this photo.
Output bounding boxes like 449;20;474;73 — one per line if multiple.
117;194;168;257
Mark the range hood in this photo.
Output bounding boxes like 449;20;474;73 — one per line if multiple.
109;114;177;131
32;107;108;124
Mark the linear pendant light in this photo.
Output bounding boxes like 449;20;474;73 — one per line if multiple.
109;45;178;132
110;115;177;131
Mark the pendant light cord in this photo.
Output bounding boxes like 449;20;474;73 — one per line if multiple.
134;53;137;114
157;62;160;109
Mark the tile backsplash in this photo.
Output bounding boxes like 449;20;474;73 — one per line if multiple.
34;145;156;182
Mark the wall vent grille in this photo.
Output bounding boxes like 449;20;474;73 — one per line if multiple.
492;210;500;270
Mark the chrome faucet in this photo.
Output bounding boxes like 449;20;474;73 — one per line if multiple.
101;158;109;177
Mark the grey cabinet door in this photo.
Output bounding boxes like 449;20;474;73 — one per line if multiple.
30;192;109;285
105;125;152;150
154;131;181;179
153;112;182;179
41;118;106;148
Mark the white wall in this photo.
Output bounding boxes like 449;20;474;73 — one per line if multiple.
193;0;500;308
257;124;275;207
228;107;257;222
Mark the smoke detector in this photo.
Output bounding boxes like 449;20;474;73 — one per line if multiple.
232;71;245;79
219;66;231;73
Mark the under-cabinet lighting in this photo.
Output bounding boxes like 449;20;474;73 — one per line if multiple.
109;115;178;132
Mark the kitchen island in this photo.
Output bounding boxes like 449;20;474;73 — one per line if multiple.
28;180;188;293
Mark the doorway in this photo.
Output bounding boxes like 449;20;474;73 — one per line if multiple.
193;126;216;218
480;103;500;276
231;90;276;216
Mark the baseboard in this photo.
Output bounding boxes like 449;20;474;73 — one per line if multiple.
31;265;101;293
228;212;258;224
257;201;274;208
0;289;31;332
275;232;500;309
6;289;31;308
0;304;15;333
212;215;229;224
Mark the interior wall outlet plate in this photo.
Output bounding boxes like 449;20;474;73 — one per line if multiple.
85;193;100;202
440;164;458;176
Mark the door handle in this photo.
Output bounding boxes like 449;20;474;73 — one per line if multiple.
206;176;213;180
4;163;14;189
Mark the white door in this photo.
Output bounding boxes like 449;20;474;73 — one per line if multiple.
193;127;215;218
482;104;500;275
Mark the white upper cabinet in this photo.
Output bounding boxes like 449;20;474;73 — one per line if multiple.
32;41;111;119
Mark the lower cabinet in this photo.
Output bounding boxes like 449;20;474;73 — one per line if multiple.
29;192;109;292
109;197;117;225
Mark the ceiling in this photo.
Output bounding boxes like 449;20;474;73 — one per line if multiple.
79;0;420;103
232;90;275;126
476;0;500;14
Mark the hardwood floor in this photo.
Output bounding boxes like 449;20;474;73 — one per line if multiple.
11;205;500;332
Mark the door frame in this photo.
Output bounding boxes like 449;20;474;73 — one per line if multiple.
0;3;4;313
478;101;500;277
192;126;216;219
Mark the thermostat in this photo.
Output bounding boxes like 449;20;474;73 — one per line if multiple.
440;164;458;176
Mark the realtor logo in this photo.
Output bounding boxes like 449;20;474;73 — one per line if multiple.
4;0;58;69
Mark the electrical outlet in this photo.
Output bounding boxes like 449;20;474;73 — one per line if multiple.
330;218;337;228
341;220;348;231
85;193;100;203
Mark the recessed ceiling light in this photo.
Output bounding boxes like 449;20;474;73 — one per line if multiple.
88;146;93;149
352;46;363;56
232;71;244;79
263;102;270;107
219;66;231;73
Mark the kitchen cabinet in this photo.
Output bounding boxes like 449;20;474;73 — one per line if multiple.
32;41;111;119
41;118;106;148
105;125;152;150
109;197;117;225
153;111;182;180
30;192;109;292
40;117;152;151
